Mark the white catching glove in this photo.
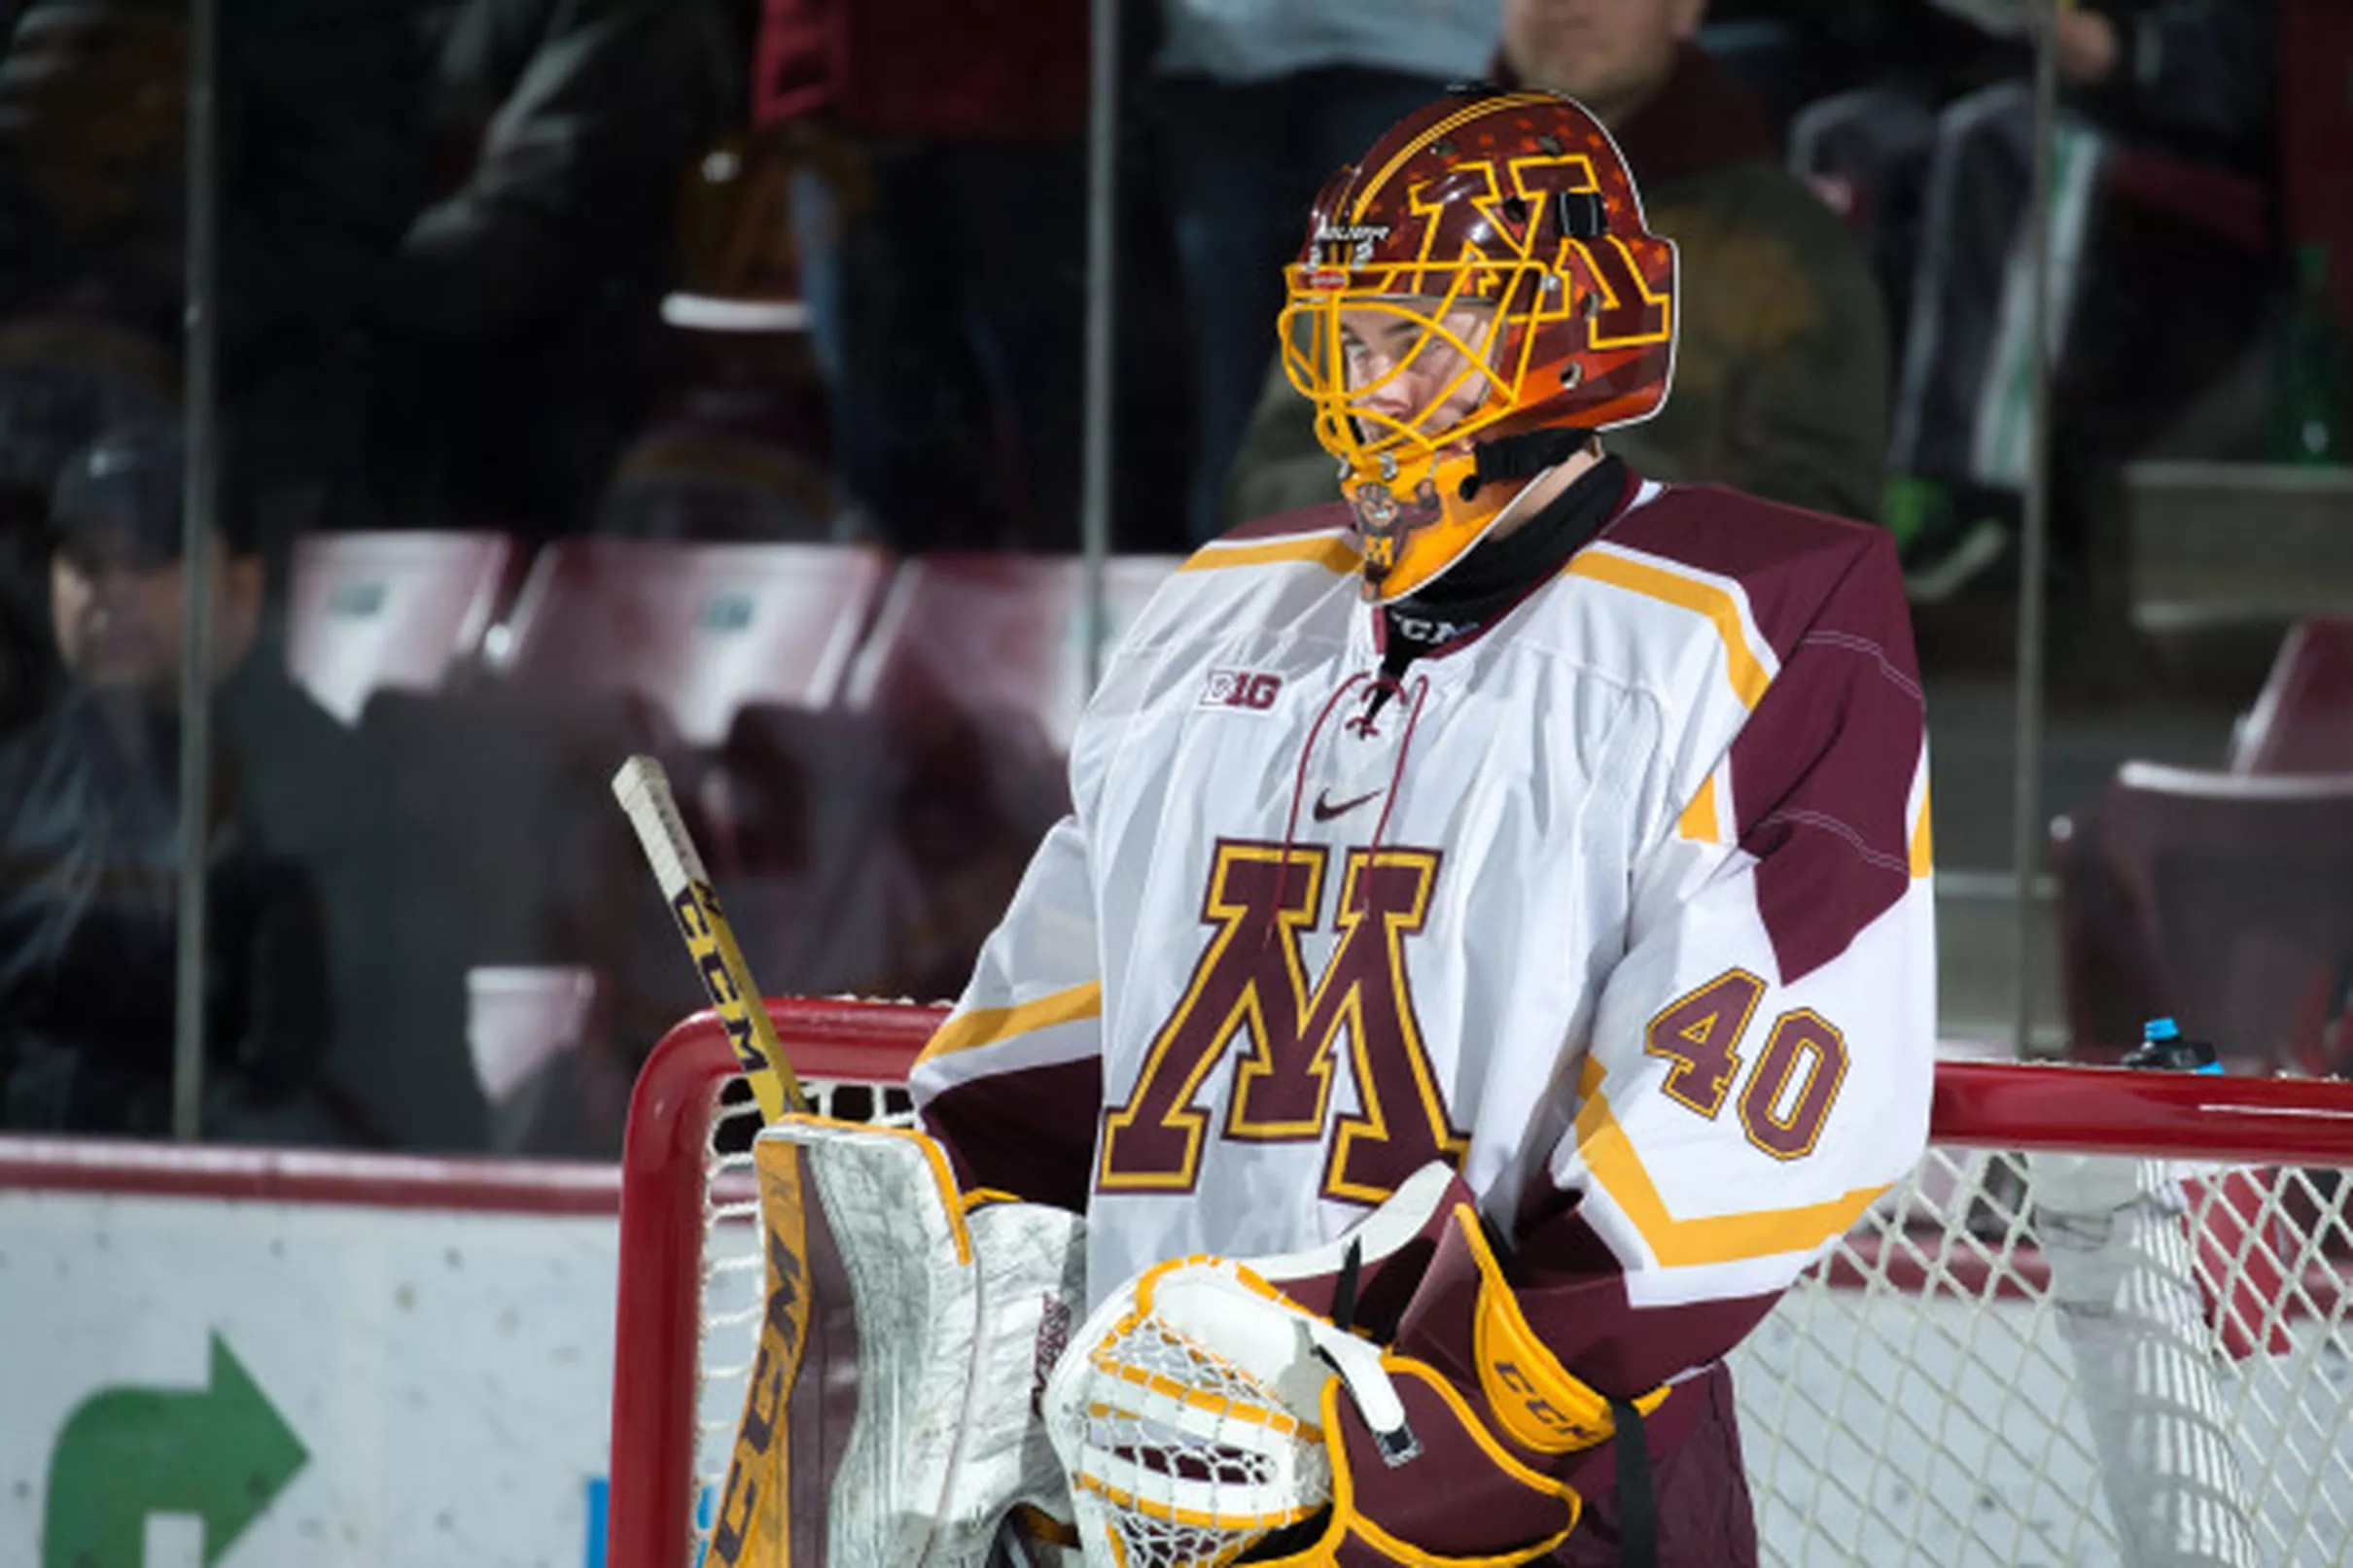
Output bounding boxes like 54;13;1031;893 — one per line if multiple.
1040;1167;1459;1568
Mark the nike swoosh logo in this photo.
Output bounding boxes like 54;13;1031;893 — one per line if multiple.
1312;788;1383;823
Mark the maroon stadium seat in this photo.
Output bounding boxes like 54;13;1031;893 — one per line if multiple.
2100;149;2267;257
287;531;519;724
498;540;891;745
2230;617;2353;775
822;553;1179;993
700;706;923;993
2058;763;2353;1072
467;965;629;1156
844;552;1183;754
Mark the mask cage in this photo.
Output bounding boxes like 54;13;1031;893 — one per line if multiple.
1279;259;1564;484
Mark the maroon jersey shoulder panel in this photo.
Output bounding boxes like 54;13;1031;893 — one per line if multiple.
1601;482;1888;664
919;1054;1101;1214
1723;528;1924;983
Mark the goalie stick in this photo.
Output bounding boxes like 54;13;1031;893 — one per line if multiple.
612;753;808;1120
615;754;1072;1567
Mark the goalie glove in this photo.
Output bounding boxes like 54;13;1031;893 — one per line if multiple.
1044;1166;1672;1568
1045;1164;1555;1568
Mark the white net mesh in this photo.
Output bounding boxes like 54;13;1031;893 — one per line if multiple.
1730;1148;2353;1567
685;1074;2352;1566
1060;1309;1329;1568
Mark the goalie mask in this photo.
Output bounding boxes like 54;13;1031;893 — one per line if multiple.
1278;87;1678;603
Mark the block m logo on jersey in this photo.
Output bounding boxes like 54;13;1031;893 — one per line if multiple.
1099;839;1468;1205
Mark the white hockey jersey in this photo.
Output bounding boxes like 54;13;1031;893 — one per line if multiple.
911;473;1935;1399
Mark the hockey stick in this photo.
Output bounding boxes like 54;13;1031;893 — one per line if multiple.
613;754;809;1120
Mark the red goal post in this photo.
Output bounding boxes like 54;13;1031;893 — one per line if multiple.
608;999;2353;1568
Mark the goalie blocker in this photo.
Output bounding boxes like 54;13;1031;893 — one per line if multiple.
708;1116;1084;1567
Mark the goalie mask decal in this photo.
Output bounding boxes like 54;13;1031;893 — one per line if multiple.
1352;471;1447;578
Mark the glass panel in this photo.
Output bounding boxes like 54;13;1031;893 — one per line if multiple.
197;0;762;1155
2001;0;2349;1074
0;0;196;1137
2;0;2323;1140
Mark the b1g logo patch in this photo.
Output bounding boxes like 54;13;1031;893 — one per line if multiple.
1201;668;1283;713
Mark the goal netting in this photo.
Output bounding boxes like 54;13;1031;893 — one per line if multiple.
607;1000;2353;1568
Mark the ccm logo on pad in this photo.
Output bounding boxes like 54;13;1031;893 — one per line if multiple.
1201;669;1283;712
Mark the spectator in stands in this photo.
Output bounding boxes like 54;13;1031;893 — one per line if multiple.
1225;0;1889;528
374;0;741;543
1157;0;1500;543
754;0;1091;550
0;480;56;736
0;0;189;333
0;0;741;547
0;422;328;1135
594;130;846;545
0;0;433;558
0;1;198;551
0;422;482;1145
0;317;180;737
1797;0;2277;601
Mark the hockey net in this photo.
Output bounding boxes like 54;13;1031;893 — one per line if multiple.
608;999;2353;1568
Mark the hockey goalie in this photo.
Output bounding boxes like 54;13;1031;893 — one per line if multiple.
718;83;1934;1568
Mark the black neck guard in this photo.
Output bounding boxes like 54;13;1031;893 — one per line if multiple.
1382;450;1626;676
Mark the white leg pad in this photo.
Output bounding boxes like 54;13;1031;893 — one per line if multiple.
760;1118;1085;1568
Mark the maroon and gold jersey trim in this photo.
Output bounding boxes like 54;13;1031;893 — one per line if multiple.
916;981;1102;1066
1571;1059;1890;1270
1562;543;1774;711
1179;533;1360;577
1910;782;1935;878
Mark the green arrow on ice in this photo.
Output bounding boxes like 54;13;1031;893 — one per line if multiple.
42;1331;308;1568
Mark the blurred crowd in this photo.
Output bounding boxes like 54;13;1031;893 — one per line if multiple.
0;0;2340;1152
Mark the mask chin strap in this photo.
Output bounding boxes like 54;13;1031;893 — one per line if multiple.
1457;429;1593;502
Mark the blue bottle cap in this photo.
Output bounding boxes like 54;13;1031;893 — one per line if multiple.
2143;1016;2182;1042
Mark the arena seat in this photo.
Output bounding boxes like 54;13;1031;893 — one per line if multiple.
2230;617;2353;775
2056;763;2353;1072
2099;149;2266;257
687;707;903;986
843;552;1183;755
287;531;520;724
466;965;629;1157
821;553;1176;993
596;427;842;545
497;540;891;746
